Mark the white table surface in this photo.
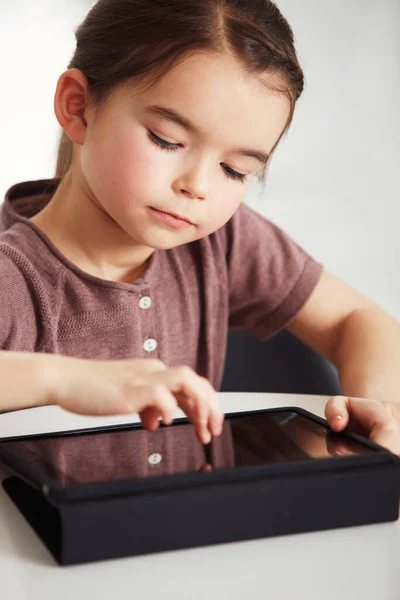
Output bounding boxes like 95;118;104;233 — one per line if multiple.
0;392;399;600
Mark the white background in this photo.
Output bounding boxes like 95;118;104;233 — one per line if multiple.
0;0;399;319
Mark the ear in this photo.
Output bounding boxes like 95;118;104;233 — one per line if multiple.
54;68;90;145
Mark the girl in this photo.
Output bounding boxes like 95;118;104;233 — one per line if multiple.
1;0;400;453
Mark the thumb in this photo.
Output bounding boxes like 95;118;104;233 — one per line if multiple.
325;396;350;432
326;396;400;452
325;395;386;433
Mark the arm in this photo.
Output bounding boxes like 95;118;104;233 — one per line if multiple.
332;305;400;403
0;351;57;412
287;270;400;452
287;270;400;403
0;351;223;444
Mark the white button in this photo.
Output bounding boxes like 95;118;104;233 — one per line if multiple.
139;296;152;310
143;338;157;353
148;453;162;465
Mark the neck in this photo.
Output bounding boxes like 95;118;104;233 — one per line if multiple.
30;170;154;283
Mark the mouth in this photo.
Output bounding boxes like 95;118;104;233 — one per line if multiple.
148;207;195;228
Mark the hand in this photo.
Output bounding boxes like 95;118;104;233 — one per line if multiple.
50;356;224;444
325;396;400;455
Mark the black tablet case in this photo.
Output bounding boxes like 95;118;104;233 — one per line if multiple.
2;408;400;566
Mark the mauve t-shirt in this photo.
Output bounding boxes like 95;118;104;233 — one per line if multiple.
0;178;323;476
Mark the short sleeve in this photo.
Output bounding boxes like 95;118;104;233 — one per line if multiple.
0;250;37;350
222;203;323;341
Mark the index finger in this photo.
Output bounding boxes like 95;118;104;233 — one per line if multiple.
158;367;223;438
184;373;224;437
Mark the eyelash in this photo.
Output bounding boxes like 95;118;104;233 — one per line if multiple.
146;130;248;184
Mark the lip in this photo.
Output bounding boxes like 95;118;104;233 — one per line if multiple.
152;207;193;224
149;207;195;228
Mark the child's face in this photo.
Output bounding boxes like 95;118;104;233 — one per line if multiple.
79;51;290;250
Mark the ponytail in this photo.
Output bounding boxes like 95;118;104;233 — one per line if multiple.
55;130;73;178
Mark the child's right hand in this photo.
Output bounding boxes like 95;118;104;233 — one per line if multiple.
50;357;224;444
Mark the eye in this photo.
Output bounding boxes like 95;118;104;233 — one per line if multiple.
221;165;248;184
147;130;181;152
147;130;249;184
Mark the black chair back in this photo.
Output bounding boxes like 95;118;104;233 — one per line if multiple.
221;330;343;396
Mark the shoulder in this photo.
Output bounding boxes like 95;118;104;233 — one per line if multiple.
212;203;324;340
210;202;290;250
0;222;49;278
0;240;33;294
0;223;60;291
189;201;317;282
210;202;313;269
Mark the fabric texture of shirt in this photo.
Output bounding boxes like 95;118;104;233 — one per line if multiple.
0;177;323;391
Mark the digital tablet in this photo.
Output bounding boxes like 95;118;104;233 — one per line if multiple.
1;406;399;565
0;406;395;503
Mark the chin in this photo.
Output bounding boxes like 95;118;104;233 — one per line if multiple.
142;231;194;251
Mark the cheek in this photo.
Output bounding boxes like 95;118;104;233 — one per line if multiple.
82;121;169;211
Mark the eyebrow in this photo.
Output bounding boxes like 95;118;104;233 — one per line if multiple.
143;104;270;166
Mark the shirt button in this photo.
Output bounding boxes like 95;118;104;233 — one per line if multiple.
148;453;162;465
139;296;152;310
143;338;157;353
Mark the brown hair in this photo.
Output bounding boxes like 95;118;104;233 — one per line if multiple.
55;0;304;185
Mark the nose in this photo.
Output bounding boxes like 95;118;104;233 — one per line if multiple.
179;186;206;201
172;160;209;201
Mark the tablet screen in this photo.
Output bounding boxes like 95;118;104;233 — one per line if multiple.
0;411;375;488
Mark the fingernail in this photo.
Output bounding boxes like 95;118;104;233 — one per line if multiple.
203;431;212;444
211;422;222;436
336;415;343;420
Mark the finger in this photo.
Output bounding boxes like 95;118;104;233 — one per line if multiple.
369;419;400;454
158;367;218;440
175;392;211;444
325;396;350;431
185;375;223;440
206;393;224;437
346;397;397;437
327;397;400;453
131;383;178;424
139;406;160;431
128;359;168;373
140;359;168;373
178;376;223;441
196;376;224;437
199;464;213;472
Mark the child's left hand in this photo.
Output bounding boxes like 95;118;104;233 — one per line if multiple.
325;396;400;455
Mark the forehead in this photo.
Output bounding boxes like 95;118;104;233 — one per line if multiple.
125;51;291;155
